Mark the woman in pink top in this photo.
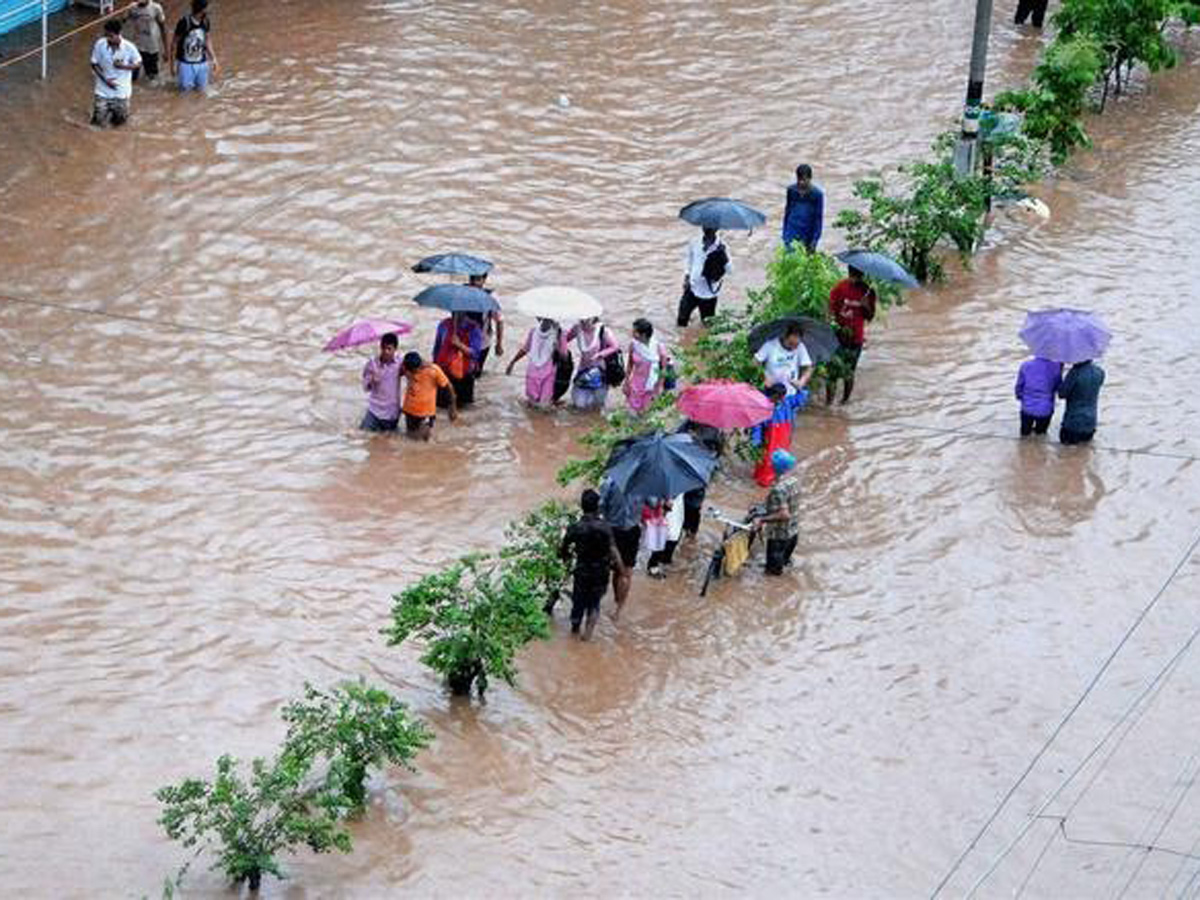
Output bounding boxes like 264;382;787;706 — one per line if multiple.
506;318;567;407
565;317;619;410
624;318;670;414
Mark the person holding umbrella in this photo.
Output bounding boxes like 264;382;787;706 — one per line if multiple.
1014;356;1062;437
463;272;504;373
754;323;813;396
507;318;569;408
1058;360;1106;445
827;266;878;405
1016;308;1111;446
432;312;483;407
360;332;403;432
678;227;731;327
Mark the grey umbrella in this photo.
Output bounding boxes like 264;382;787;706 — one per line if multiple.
836;250;919;288
748;316;840;363
604;433;716;502
413;284;499;314
412;253;494;277
678;197;767;231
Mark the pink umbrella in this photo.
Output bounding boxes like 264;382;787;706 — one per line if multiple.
323;319;413;352
677;381;774;429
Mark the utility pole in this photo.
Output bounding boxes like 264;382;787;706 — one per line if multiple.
954;0;994;177
41;0;49;80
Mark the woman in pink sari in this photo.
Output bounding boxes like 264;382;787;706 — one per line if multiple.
565;317;619;410
506;318;567;408
623;318;670;414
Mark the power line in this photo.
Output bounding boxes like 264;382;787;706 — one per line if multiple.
933;528;1200;898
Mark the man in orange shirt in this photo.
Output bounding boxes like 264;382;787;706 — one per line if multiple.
401;352;457;441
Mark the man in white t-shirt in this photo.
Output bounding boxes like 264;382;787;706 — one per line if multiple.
754;323;813;394
90;20;142;127
677;227;731;327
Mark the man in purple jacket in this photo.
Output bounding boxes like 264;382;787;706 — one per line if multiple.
1015;356;1063;436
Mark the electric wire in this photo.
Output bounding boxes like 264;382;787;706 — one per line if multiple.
933;527;1200;898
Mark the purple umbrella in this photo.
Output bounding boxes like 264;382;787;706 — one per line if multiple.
1019;308;1111;363
323;319;413;352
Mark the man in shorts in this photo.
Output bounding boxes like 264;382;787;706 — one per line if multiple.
559;489;627;640
400;352;456;441
599;477;640;619
173;0;219;92
753;450;800;576
124;0;168;83
90;20;142;128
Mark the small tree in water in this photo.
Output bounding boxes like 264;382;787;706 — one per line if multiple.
156;752;352;891
280;681;433;811
385;554;551;698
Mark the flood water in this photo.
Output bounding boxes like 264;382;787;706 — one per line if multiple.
2;1;1200;896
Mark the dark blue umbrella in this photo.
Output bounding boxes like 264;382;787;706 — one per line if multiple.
412;253;494;277
836;250;920;288
679;198;767;232
413;284;499;314
604;433;716;501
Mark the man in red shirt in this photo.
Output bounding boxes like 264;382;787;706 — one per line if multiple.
827;266;877;404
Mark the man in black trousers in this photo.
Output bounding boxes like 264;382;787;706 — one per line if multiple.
1015;0;1049;28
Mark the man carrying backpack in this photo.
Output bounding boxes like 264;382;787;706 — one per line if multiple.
677;226;731;327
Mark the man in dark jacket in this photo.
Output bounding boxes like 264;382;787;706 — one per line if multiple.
1058;359;1105;445
560;489;628;640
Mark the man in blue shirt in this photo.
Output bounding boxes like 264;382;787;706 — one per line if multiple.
782;164;824;252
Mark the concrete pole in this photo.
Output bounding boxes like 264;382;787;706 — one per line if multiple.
41;0;48;80
955;0;994;177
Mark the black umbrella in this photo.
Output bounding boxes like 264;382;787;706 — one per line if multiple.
748;316;840;363
412;253;494;277
604;433;716;502
678;197;766;232
413;284;499;314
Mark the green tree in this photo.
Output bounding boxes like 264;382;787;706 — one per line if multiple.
157;752;352;891
385;555;551;697
280;682;432;811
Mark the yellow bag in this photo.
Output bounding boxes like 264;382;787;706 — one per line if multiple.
722;531;751;577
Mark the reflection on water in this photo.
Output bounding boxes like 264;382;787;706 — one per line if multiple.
1;1;1200;896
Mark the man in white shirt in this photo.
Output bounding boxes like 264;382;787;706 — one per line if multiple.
90;20;142;128
754;323;813;394
677;227;731;327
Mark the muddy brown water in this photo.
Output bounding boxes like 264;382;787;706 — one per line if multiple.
2;2;1200;897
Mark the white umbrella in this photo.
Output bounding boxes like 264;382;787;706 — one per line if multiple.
514;286;603;321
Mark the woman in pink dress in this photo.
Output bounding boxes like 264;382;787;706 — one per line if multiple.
565;317;619;410
506;318;567;408
623;318;670;414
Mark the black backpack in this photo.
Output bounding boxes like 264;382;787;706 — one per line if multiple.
701;243;729;286
600;327;625;387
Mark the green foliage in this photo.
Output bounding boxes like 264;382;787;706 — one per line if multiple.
156;752;352;891
995;36;1103;163
385;555;551;697
500;500;576;602
280;682;432;811
555;392;682;487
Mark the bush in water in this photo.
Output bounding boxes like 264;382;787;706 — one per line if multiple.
280;681;433;811
499;500;576;605
385;554;551;697
156;752;353;892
